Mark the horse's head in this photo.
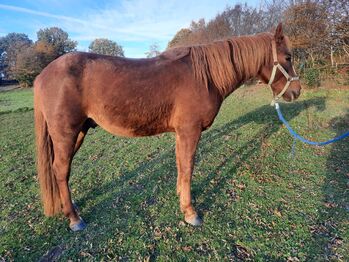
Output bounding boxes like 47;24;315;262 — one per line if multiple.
259;23;301;103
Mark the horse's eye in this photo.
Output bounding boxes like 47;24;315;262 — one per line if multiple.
286;56;292;62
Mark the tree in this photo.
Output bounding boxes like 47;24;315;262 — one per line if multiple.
33;41;56;70
167;19;209;48
167;3;284;49
205;14;232;42
12;42;57;87
190;18;206;32
13;45;41;87
319;0;349;64
145;43;161;58
284;2;328;63
0;33;32;79
37;27;77;58
34;27;75;73
88;38;124;56
259;0;288;32
187;18;210;44
10;27;76;86
0;50;6;80
167;28;192;49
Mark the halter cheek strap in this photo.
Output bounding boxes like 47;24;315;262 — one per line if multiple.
269;40;299;106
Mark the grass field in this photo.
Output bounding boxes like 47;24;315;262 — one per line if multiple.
0;86;348;261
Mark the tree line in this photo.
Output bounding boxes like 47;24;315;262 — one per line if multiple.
168;0;348;64
0;0;347;87
167;0;348;86
0;27;125;87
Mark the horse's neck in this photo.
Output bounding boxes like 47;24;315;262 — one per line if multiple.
223;37;270;98
222;80;245;99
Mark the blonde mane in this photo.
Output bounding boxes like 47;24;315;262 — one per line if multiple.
189;33;273;96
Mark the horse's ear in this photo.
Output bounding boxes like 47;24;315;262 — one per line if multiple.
274;23;284;43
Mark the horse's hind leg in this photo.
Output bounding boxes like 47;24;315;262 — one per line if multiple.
74;131;87;156
50;124;86;231
175;126;202;226
73;119;96;156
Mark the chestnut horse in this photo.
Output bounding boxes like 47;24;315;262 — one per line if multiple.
34;23;301;231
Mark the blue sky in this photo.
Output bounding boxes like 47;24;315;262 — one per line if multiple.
0;0;259;57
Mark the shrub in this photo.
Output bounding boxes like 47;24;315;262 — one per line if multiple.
303;68;321;88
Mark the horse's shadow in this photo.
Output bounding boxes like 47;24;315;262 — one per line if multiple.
71;97;327;259
306;109;349;260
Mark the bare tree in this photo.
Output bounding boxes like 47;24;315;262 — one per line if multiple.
167;2;285;49
145;43;161;58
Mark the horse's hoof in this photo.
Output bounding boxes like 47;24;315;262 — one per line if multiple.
185;215;203;226
69;218;87;231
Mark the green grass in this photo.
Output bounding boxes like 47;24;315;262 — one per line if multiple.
0;87;348;261
0;88;33;114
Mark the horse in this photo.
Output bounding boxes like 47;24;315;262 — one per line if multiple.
34;23;301;231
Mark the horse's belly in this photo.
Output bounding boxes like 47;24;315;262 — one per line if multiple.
89;113;172;137
98;122;139;137
87;95;174;137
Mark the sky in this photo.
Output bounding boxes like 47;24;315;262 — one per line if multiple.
0;0;259;58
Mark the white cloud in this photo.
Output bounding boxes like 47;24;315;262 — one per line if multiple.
0;4;88;25
0;1;233;57
66;0;232;42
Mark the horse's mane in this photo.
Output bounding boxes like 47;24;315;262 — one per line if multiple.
166;33;274;96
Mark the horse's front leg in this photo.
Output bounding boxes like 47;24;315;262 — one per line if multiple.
175;126;202;226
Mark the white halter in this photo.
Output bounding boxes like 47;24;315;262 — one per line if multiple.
269;40;299;106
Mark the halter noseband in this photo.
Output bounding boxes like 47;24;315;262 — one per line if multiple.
269;40;299;106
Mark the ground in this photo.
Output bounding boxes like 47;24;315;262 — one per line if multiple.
0;85;348;261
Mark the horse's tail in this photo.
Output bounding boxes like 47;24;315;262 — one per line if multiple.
34;83;61;216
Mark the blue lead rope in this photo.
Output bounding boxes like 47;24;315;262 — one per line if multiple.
275;103;349;146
